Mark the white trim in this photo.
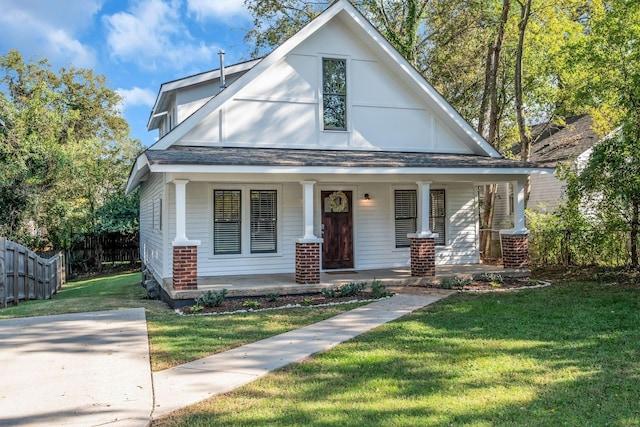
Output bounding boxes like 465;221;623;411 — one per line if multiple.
149;164;554;176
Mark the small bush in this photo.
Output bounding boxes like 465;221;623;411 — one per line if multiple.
453;277;472;289
302;298;312;306
190;303;203;314
439;277;454;289
321;288;336;299
371;279;392;298
243;300;261;309
481;273;504;284
322;281;366;299
266;293;280;302
196;289;227;307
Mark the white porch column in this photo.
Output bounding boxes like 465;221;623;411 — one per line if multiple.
410;181;439;239
172;180;200;245
296;181;322;284
512;179;527;233
300;180;319;240
499;179;529;270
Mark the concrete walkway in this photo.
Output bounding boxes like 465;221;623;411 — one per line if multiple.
0;309;152;427
0;293;445;426
151;293;442;418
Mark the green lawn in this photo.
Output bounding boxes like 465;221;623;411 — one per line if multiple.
154;282;640;426
0;272;368;371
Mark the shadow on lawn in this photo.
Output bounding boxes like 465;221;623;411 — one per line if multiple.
156;283;640;426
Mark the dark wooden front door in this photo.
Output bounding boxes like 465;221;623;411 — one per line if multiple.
321;190;354;269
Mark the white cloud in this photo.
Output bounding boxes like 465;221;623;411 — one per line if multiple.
103;0;219;71
186;0;250;21
0;0;101;68
116;87;156;111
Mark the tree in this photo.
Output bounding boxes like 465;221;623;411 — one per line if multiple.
567;0;640;267
0;50;142;249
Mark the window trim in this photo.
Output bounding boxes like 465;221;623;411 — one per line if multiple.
209;184;283;258
394;189;417;249
213;189;242;255
250;189;277;254
320;56;350;132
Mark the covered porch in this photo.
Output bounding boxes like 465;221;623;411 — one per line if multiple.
160;264;530;303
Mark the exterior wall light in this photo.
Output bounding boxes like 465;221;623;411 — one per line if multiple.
364;193;371;200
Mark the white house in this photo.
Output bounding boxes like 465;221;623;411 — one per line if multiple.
126;0;551;297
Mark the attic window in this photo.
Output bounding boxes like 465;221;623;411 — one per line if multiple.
322;58;347;130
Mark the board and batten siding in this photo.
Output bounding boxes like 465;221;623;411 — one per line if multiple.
178;19;473;155
139;172;166;283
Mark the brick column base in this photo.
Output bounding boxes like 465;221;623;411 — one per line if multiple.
295;242;321;284
173;245;198;290
410;237;436;277
500;233;529;269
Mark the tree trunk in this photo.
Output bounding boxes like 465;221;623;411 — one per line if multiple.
515;0;532;207
631;200;639;268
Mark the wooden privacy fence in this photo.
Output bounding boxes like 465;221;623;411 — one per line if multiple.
0;238;66;308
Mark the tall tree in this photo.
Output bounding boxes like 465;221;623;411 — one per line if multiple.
0;50;142;249
568;0;640;267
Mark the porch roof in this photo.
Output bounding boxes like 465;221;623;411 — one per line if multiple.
146;146;548;170
127;146;554;194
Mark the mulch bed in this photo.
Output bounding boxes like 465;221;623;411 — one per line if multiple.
180;276;549;315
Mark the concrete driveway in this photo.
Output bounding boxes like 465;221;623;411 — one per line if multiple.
0;309;152;426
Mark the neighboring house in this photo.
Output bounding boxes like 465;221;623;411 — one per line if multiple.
126;0;551;298
491;115;599;233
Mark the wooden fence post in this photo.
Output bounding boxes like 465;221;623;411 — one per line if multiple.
0;238;6;308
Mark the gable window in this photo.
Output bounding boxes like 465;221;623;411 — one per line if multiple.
395;189;446;247
250;190;277;253
395;190;417;248
322;58;347;130
213;190;241;254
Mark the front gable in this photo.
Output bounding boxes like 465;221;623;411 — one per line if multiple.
150;0;499;157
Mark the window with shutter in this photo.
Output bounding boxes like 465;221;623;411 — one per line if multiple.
395;190;417;248
250;190;277;253
430;190;446;246
213;190;241;254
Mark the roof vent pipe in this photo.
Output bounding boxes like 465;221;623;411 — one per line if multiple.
218;50;226;91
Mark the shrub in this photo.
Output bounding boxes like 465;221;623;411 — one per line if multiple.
439;277;454;289
196;289;227;307
371;279;392;298
243;300;261;309
480;273;503;284
266;293;280;302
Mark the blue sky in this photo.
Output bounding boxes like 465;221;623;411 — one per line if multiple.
0;0;255;146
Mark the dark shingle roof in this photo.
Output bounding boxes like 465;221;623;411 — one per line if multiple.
145;146;545;170
526;115;599;167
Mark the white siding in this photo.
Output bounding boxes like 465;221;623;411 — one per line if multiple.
139;173;166;283
528;174;565;213
179;182;302;277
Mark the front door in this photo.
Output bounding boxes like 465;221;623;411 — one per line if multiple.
321;190;354;269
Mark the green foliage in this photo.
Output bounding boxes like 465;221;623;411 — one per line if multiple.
243;300;261;309
302;298;312;306
196;289;227;308
480;273;504;284
322;281;366;299
266;293;280;302
0;50;142;249
370;279;392;299
439;277;453;289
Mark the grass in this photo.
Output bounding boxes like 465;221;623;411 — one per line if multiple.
153;282;640;426
0;272;368;371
